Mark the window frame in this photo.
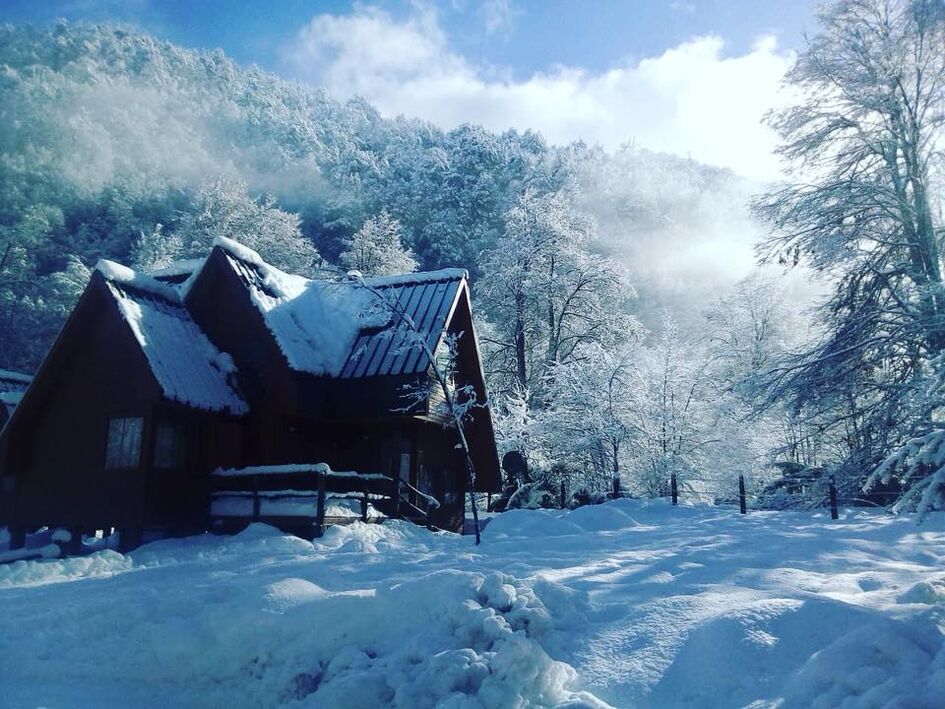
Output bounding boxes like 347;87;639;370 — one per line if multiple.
104;416;145;471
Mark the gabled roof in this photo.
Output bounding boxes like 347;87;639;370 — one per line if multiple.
208;237;467;380
96;261;248;415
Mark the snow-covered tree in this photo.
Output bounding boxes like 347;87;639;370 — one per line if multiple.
479;188;639;400
133;181;322;276
869;353;945;519
753;0;945;504
622;315;720;497
540;343;638;492
339;210;418;277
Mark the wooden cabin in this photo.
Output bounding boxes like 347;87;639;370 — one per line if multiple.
0;237;500;549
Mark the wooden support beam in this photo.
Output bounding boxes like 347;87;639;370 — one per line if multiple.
391;466;402;519
315;471;327;535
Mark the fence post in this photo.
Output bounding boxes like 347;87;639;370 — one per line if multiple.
315;471;326;535
361;484;369;523
560;481;567;509
252;474;261;521
671;473;678;506
829;476;839;520
739;474;747;514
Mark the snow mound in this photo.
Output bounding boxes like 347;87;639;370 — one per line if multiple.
298;570;607;708
0;549;132;588
567;503;641;532
484;509;584;539
898;576;945;605
263;578;329;613
778;610;945;708
130;524;314;567
317;519;446;553
484;500;645;538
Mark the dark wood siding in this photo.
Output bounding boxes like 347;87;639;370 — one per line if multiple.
5;285;163;529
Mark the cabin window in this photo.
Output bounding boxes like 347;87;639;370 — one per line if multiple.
154;422;187;470
104;417;144;470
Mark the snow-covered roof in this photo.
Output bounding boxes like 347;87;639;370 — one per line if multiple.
213;237;465;379
96;261;248;415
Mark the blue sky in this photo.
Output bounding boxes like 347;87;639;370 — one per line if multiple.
1;1;820;179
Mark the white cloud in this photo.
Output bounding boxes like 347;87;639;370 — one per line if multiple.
283;6;794;181
481;0;517;35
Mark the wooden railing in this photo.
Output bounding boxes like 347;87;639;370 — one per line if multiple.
209;463;440;536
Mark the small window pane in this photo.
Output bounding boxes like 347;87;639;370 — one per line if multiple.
105;417;143;470
154;423;186;469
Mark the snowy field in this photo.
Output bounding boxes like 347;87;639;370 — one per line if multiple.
1;500;944;708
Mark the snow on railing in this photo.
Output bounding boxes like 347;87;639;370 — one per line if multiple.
209;462;441;532
212;462;387;481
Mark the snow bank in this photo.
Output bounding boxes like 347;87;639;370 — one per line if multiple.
3;502;945;708
484;508;585;539
317;519;442;553
778;609;945;707
483;499;646;538
130;523;316;567
0;522;605;707
0;549;132;588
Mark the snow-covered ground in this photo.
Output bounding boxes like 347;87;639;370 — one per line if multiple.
1;500;944;708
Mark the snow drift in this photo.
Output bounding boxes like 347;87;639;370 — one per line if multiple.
1;503;944;708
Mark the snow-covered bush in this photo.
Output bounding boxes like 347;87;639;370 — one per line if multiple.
505;480;561;510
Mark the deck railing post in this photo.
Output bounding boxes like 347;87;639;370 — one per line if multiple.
252;474;261;521
391;468;402;519
739;474;747;515
671;473;678;506
315;471;327;535
361;484;369;522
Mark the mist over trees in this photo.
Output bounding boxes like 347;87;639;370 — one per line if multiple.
2;4;942;515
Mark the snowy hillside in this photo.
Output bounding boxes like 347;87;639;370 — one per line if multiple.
2;501;944;707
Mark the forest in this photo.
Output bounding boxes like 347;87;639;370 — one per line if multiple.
1;0;943;515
